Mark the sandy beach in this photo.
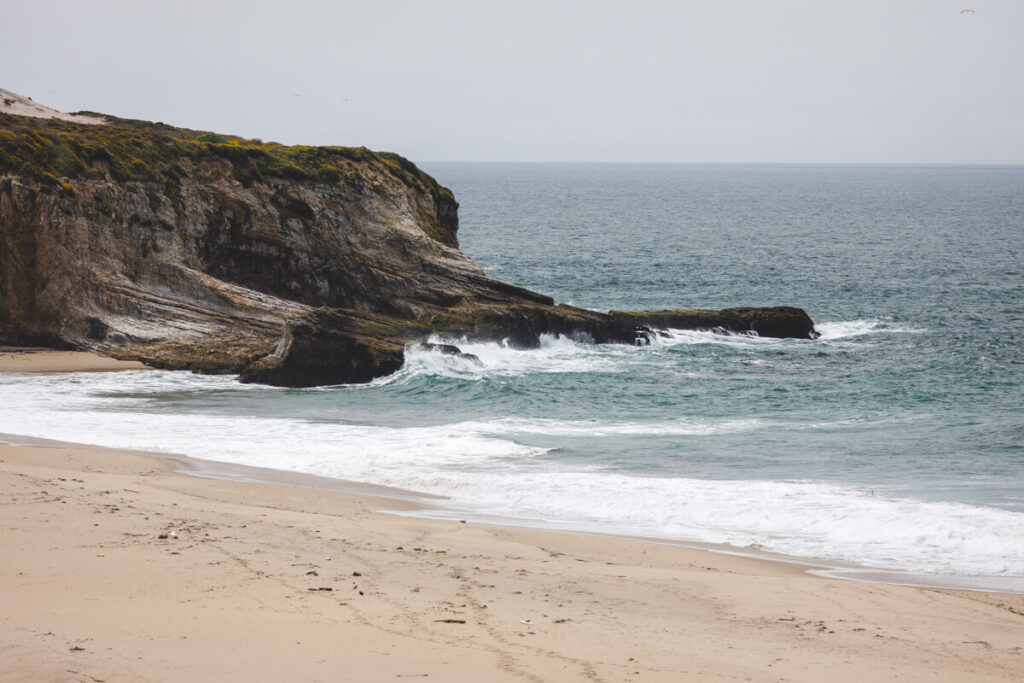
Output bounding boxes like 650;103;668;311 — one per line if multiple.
1;351;1023;682
0;347;151;374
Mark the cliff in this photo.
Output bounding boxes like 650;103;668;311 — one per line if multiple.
0;94;817;386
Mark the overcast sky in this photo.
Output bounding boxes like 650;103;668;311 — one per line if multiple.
2;0;1021;163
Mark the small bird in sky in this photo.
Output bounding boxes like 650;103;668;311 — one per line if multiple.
960;8;975;13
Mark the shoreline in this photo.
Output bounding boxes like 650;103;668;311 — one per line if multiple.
2;347;1022;596
10;430;1019;597
3;349;1024;680
5;424;1022;596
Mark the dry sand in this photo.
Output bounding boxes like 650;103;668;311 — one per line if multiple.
1;350;1022;682
0;88;106;125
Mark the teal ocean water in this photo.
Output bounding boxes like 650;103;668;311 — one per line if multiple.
2;163;1022;589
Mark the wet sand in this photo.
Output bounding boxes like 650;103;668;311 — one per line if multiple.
0;347;150;374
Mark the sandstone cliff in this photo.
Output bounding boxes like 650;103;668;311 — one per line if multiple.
0;97;817;386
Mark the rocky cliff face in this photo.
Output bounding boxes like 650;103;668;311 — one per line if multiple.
0;102;817;386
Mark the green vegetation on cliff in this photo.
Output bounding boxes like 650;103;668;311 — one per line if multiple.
0;111;458;246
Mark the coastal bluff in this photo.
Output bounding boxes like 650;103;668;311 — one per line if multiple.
0;91;817;387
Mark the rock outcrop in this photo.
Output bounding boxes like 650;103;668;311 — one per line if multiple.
607;307;818;340
0;96;818;387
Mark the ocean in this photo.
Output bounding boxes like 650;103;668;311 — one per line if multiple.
2;163;1022;591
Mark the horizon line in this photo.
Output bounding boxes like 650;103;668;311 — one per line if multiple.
417;160;1024;167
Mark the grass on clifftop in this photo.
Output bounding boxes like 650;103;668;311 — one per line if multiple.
0;111;455;206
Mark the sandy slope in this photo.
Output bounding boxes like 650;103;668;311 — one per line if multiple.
1;351;1022;682
0;88;105;124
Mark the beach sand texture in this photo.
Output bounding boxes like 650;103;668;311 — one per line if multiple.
0;348;151;374
1;350;1022;682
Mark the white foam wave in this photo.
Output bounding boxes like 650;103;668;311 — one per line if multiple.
0;377;550;478
397;333;643;380
815;319;923;340
389;318;920;385
462;416;764;437
659;328;780;348
398;326;787;383
439;472;1024;580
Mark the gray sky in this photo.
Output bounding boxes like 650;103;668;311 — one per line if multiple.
2;0;1021;163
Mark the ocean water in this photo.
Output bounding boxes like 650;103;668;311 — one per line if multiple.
2;163;1023;590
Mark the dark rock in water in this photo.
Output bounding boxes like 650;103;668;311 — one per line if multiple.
0;95;819;387
238;310;404;387
421;303;653;349
607;307;820;340
416;342;482;365
418;342;463;356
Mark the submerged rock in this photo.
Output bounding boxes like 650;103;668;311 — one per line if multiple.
0;94;818;387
